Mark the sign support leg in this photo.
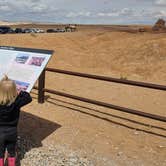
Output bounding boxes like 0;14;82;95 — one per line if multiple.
38;69;45;103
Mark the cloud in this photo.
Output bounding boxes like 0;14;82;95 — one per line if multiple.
66;11;91;18
154;10;166;18
0;0;53;14
97;12;119;17
97;8;134;17
0;0;165;24
155;0;166;6
65;8;135;19
0;5;10;12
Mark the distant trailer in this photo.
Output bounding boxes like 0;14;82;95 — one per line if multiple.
65;25;77;32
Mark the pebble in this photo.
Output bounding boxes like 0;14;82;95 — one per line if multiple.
16;136;94;166
134;131;139;135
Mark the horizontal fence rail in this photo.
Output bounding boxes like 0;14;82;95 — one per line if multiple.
34;68;166;123
46;68;166;91
43;88;166;122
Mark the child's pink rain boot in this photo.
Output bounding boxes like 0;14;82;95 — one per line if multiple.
0;158;4;166
7;157;16;166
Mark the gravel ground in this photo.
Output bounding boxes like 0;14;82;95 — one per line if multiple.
16;136;95;166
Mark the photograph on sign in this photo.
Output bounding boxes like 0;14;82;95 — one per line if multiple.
0;46;53;92
15;54;30;64
28;57;45;66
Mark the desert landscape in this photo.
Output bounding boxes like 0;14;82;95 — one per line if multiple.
0;23;166;165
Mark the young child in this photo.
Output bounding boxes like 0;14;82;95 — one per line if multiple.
0;75;32;166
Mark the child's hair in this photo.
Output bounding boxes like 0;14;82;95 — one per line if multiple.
0;75;18;105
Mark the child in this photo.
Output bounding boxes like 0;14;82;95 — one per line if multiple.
0;75;32;166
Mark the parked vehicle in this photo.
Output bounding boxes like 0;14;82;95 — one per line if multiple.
0;26;12;34
23;28;35;33
8;29;15;33
65;25;77;32
33;28;45;33
56;28;65;32
23;28;44;33
47;29;56;33
15;28;24;33
47;28;65;33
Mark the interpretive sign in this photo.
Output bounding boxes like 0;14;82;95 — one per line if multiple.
0;46;53;92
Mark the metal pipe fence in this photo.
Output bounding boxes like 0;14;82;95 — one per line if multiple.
36;68;166;122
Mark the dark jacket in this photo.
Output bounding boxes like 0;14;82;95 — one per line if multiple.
0;91;32;127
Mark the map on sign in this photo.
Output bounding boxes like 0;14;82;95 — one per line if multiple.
0;46;53;92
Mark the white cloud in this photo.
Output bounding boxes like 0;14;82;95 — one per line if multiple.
97;12;119;17
66;11;91;18
155;0;166;5
30;4;50;13
0;0;165;24
97;8;134;17
0;5;10;11
0;0;53;14
120;8;133;15
154;10;166;17
66;8;135;19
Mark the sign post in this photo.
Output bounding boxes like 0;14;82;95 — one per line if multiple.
38;69;45;103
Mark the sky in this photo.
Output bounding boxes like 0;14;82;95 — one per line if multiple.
0;0;166;24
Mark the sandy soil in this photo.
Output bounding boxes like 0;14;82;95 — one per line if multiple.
0;25;165;165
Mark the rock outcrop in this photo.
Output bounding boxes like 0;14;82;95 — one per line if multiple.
152;19;166;31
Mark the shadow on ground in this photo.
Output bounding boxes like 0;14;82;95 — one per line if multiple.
16;111;61;166
41;94;166;139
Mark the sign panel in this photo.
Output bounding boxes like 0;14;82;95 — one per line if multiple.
0;46;53;92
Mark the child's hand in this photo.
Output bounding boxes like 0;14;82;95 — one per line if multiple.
17;88;22;95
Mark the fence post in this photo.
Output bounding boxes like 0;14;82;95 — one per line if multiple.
38;69;45;103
